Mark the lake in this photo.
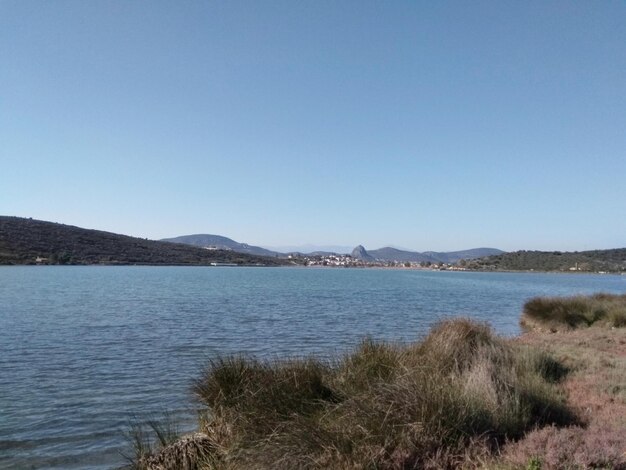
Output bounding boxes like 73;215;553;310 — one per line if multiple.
1;266;625;469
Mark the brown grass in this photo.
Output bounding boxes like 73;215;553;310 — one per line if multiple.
498;326;626;469
186;319;574;469
521;293;626;332
132;294;626;469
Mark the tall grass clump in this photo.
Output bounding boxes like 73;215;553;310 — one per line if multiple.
122;414;181;469
189;319;575;469
521;293;626;332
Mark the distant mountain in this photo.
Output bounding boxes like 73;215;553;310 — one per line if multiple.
351;245;375;262
422;248;505;264
355;245;504;264
265;244;353;255
160;233;506;264
466;249;626;273
306;251;345;257
161;234;282;258
0;217;284;266
367;247;437;263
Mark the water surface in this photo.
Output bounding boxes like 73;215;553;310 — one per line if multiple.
1;266;624;468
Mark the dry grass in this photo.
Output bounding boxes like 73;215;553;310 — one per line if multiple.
187;319;574;469
521;293;626;332
497;326;626;469
133;294;626;469
122;413;181;469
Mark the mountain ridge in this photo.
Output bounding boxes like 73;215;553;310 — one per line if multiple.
161;234;281;258
2;218;622;271
352;245;504;264
164;233;505;263
0;217;284;266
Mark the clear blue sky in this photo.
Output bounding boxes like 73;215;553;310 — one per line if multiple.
2;1;625;252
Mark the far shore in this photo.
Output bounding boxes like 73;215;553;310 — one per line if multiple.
4;261;625;276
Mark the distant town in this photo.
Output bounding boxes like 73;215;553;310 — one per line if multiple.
287;253;467;270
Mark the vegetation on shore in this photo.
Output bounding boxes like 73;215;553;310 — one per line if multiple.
0;216;286;266
508;314;626;468
131;318;595;469
123;294;626;469
128;294;626;469
191;320;575;469
464;249;626;273
521;293;626;332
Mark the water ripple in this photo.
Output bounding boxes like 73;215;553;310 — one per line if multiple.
1;266;624;468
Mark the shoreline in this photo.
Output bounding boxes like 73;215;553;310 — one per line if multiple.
133;294;626;469
2;262;624;276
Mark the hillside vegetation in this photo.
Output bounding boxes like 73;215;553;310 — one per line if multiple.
161;234;281;258
0;216;284;266
465;249;626;273
350;245;503;264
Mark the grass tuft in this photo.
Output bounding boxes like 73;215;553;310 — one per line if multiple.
122;413;180;469
192;355;337;448
521;293;626;332
189;319;575;469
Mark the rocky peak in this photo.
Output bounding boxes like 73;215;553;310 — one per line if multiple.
351;245;374;261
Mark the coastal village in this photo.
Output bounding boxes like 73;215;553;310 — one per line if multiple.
288;253;467;270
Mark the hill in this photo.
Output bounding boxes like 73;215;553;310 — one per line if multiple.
164;236;504;263
265;244;354;255
466;249;626;273
351;245;375;262
161;234;281;257
366;246;434;263
163;237;356;257
353;245;504;264
0;217;284;266
422;248;504;264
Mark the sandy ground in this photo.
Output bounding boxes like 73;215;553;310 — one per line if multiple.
495;327;626;469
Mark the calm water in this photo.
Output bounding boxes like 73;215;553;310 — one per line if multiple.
1;266;625;469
